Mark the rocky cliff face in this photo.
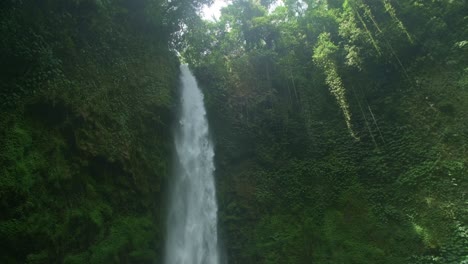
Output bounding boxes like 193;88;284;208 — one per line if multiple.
186;1;468;262
0;1;179;263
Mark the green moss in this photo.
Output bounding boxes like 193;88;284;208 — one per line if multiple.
0;1;180;262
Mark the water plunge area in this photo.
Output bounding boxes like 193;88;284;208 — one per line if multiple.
165;65;220;264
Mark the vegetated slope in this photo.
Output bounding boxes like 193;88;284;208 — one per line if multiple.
0;0;194;262
183;0;468;263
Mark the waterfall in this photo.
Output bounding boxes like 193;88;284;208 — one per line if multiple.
165;65;220;264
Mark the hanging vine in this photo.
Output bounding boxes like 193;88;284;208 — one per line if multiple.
341;0;412;80
382;0;414;43
313;32;359;140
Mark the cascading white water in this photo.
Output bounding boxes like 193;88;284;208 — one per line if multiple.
165;65;220;264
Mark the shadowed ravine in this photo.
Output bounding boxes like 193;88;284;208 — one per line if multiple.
165;65;220;264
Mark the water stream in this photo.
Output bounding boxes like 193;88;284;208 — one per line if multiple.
165;65;220;264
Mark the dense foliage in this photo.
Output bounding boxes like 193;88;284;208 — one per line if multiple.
0;0;208;262
1;0;467;263
182;0;468;263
